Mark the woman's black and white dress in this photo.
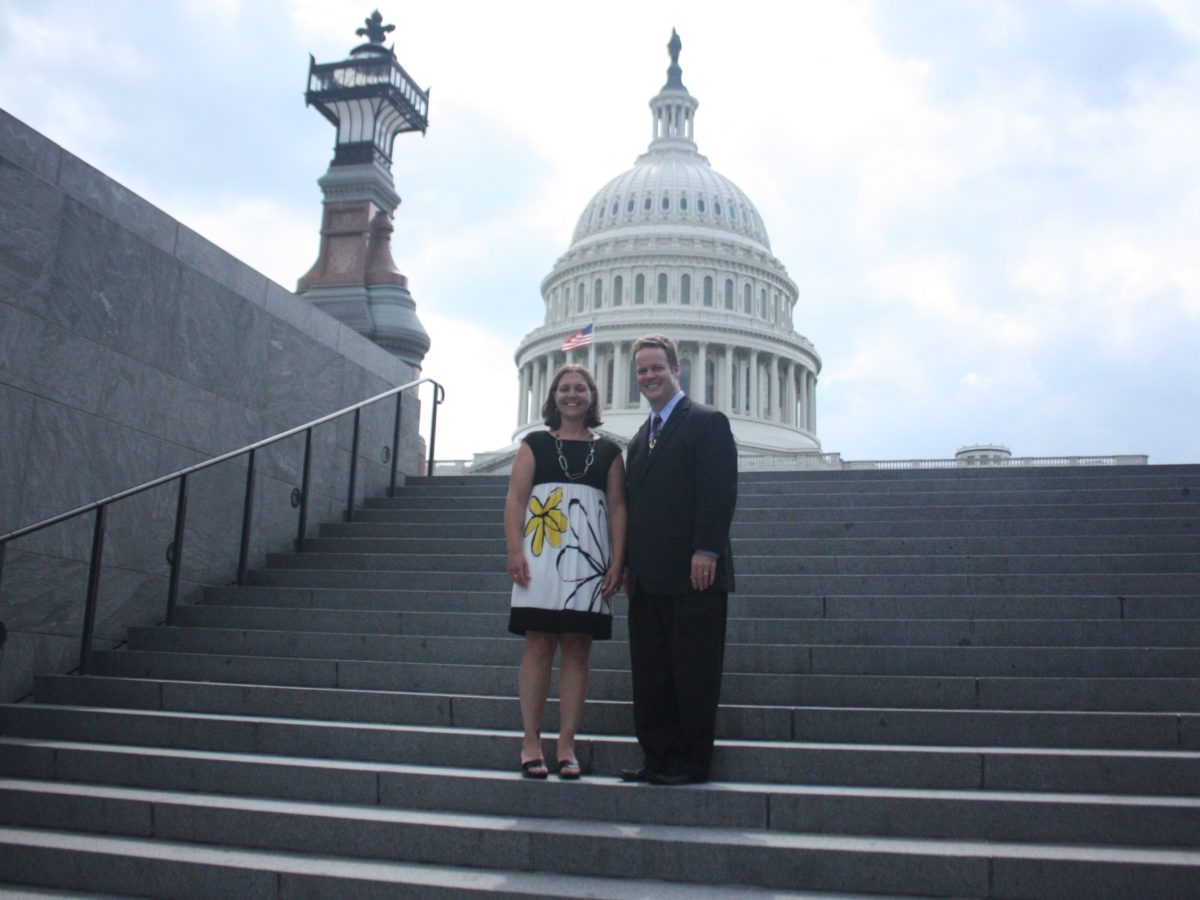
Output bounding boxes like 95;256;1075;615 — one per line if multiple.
508;430;621;639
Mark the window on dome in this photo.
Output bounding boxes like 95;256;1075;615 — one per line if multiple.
662;196;670;211
579;281;586;313
613;275;623;306
680;274;691;305
612;201;619;216
744;283;752;314
594;278;603;309
680;196;688;211
703;276;713;307
597;203;604;219
627;198;635;213
729;203;736;221
714;200;722;217
635;273;645;304
657;273;667;303
643;196;652;211
698;197;706;213
759;288;767;318
724;279;734;309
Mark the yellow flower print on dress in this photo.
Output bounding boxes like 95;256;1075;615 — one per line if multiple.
525;487;569;556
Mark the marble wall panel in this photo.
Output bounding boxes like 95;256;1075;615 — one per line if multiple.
37;200;184;374
174;464;246;587
0;548;88;635
98;354;224;457
0;157;63;308
0;385;33;534
175;225;268;306
0;110;62;183
17;399;161;541
93;568;170;643
262;318;346;433
0;630;81;703
56;151;178;256
0;302;109;417
174;267;271;410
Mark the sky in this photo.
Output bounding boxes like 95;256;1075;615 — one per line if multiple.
1;0;1198;463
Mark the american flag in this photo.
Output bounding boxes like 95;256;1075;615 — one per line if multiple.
561;323;594;351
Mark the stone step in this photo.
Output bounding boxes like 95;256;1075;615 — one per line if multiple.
264;550;1200;576
322;516;1200;539
122;627;1200;677
28;676;1200;750
302;534;1200;557
364;488;1200;510
348;501;1198;524
0;744;1170;847
202;585;1200;620
390;471;1199;496
3;705;1198;795
0;824;795;899
169;604;1200;647
82;650;1200;712
0;777;1195;897
245;567;1200;594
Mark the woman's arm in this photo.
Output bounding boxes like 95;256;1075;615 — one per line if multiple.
504;442;536;588
602;453;627;599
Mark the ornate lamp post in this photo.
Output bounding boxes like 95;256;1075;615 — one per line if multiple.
297;10;431;366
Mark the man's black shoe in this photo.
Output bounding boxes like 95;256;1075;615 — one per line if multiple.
619;767;649;782
648;771;701;786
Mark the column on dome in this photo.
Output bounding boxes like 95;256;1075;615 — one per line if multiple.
785;360;796;426
809;372;818;433
770;354;780;422
721;345;733;413
750;350;760;418
696;341;708;406
613;340;625;410
520;363;532;425
801;368;812;431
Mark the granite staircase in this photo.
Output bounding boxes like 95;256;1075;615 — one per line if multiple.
1;464;1199;897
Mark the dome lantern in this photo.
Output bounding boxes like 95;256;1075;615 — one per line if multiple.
648;28;699;153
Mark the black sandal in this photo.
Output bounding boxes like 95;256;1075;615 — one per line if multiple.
521;758;549;779
557;759;581;780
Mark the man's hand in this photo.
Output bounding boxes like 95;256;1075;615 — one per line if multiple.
690;552;717;591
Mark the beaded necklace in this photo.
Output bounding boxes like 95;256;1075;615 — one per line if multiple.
554;434;597;481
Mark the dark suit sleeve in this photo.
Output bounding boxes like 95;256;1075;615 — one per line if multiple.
691;410;738;556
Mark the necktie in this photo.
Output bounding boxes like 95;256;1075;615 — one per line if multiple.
649;414;663;451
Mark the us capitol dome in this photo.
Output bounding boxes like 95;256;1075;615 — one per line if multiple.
494;30;821;468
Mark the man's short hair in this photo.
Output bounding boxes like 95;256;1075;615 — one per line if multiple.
631;333;679;369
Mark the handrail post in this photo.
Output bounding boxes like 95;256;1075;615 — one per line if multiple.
165;474;189;621
78;505;107;675
427;382;444;476
236;449;256;585
389;392;403;497
296;428;313;549
346;408;361;522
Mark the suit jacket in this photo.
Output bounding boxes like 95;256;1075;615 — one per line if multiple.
625;396;738;596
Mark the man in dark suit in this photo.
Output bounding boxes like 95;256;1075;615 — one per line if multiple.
621;334;738;785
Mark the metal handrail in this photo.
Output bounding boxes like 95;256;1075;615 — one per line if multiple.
0;376;445;675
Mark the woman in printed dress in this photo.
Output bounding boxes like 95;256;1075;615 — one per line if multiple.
504;364;626;779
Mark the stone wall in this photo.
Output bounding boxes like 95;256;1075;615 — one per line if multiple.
0;109;428;701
